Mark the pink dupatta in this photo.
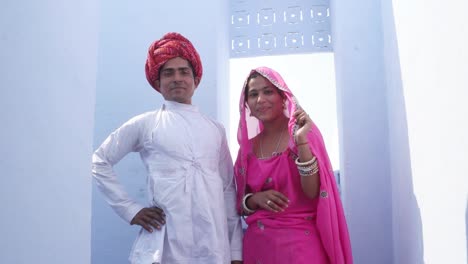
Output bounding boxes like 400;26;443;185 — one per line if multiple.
234;67;353;263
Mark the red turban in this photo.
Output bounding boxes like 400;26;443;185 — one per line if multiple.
145;32;203;92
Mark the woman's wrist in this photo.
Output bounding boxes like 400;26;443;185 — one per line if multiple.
246;193;257;210
242;193;256;214
296;141;309;147
295;156;319;177
295;134;308;145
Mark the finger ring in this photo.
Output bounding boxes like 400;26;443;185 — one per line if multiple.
266;200;272;206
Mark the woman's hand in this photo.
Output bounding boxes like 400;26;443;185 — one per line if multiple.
247;190;289;213
293;109;313;142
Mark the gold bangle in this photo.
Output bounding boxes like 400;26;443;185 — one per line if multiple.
296;141;309;147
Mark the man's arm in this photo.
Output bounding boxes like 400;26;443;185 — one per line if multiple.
218;127;243;262
92;116;146;223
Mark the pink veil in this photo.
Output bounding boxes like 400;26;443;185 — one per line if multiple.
234;67;353;263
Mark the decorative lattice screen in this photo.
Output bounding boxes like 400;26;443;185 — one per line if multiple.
230;0;332;58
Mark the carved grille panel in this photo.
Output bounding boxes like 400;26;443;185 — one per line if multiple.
230;0;332;57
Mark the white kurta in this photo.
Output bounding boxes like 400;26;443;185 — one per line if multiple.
92;101;243;263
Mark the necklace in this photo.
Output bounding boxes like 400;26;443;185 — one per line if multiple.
259;127;285;159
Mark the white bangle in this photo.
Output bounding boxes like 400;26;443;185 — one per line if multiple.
297;162;318;172
242;193;256;214
295;156;316;167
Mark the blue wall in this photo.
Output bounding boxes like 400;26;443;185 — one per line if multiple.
0;1;98;263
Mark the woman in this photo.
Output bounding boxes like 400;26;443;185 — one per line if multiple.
234;67;353;263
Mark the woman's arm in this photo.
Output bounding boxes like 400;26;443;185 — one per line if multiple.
294;110;320;199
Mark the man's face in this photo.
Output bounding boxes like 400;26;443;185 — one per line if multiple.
155;57;200;104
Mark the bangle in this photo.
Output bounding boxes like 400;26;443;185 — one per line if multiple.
296;156;319;177
295;156;316;167
242;193;256;214
300;170;318;177
301;167;319;177
296;141;309;147
296;162;318;172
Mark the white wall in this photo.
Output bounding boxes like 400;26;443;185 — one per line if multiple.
333;0;468;263
92;0;230;263
331;0;395;263
389;0;468;263
381;1;425;263
0;1;98;263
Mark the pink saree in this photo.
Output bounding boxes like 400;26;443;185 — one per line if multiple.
234;67;353;263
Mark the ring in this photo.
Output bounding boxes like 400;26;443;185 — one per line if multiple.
266;200;272;206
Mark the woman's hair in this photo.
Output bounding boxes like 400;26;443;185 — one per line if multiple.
244;71;285;102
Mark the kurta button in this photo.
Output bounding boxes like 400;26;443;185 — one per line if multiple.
305;230;310;235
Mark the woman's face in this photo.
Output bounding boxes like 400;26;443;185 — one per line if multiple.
246;75;284;122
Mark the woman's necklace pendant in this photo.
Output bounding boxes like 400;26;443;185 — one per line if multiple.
260;126;286;159
271;151;281;157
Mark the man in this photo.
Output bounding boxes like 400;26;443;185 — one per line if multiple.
92;32;243;264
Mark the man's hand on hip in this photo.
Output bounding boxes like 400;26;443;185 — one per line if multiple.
130;207;166;232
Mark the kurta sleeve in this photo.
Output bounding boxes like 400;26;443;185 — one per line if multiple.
218;126;243;261
92;114;148;224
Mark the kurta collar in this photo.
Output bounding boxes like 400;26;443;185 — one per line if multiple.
163;100;199;113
